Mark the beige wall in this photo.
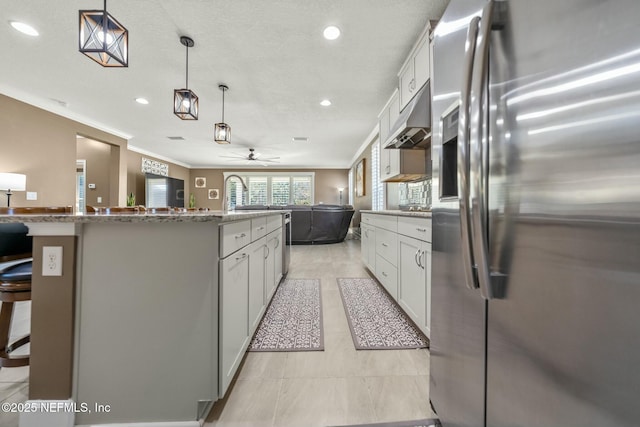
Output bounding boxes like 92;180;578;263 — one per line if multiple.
126;150;191;207
351;136;377;228
187;168;349;210
0;94;127;208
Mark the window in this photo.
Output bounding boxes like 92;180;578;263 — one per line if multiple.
224;172;315;207
292;176;312;205
271;177;291;205
371;139;385;210
348;168;354;206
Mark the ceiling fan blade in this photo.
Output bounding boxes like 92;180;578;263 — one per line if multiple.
258;158;280;163
219;154;247;159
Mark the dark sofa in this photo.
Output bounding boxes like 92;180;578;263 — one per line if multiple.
235;204;354;244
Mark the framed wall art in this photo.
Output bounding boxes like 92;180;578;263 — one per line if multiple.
356;158;365;197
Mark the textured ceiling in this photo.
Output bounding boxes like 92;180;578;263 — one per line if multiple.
0;0;449;168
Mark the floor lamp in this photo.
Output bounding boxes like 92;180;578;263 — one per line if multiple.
0;173;26;207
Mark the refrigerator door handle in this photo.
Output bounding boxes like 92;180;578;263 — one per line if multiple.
469;0;497;300
457;15;481;291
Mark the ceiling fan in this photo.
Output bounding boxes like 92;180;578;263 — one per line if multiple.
219;148;280;166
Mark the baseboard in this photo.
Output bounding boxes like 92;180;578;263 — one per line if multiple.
75;423;200;427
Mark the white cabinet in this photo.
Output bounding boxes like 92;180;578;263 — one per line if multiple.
361;223;376;272
265;229;282;300
398;235;427;332
378;90;399;145
219;249;250;396
399;31;431;110
361;212;432;337
248;238;267;334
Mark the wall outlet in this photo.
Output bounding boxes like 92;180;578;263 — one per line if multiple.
42;246;63;276
26;191;38;200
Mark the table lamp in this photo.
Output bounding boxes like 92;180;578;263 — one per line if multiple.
0;173;26;207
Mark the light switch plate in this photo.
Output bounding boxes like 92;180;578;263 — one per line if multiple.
26;192;37;200
97;196;102;203
42;246;63;276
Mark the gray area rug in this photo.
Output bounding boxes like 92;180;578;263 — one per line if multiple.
337;277;429;350
331;419;440;427
248;278;324;351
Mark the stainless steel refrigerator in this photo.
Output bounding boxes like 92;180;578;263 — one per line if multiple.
430;1;640;426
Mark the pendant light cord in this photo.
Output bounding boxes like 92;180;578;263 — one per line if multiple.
221;87;225;122
185;44;189;89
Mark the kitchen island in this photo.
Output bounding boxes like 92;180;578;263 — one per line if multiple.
0;210;287;427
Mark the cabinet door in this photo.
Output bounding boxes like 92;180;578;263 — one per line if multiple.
380;146;391;181
389;92;400;131
265;231;278;300
398;235;425;330
361;224;375;271
273;229;283;288
219;251;250;397
413;37;430;94
399;62;415;110
248;238;267;335
379;108;390;145
387;149;401;178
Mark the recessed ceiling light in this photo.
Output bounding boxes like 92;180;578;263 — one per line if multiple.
323;25;341;40
10;21;39;37
320;99;332;107
292;137;309;143
135;97;149;105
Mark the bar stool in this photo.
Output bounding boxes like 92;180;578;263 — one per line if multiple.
0;222;33;368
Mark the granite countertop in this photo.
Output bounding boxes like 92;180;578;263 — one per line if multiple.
360;209;432;218
0;210;287;224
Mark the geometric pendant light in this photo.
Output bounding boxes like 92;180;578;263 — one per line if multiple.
79;0;128;67
174;36;199;120
214;84;231;144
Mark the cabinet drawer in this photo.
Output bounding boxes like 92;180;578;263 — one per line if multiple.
376;254;398;301
361;213;374;225
373;214;398;233
375;228;398;266
220;220;251;258
397;216;431;242
251;217;267;241
266;214;282;234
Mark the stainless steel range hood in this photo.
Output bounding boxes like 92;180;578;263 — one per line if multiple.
384;83;431;149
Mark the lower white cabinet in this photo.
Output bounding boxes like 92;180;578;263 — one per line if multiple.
248;237;267;334
219;249;250;396
398;234;432;335
360;212;432;337
361;223;376;272
265;228;282;301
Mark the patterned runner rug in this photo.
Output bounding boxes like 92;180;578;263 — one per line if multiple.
249;278;324;351
337;277;428;350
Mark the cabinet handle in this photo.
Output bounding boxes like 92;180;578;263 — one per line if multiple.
275;238;280;249
386;165;390;174
235;253;247;261
257;226;265;231
415;248;421;268
264;244;270;260
234;233;246;239
382;271;388;277
382;242;388;247
416;227;427;232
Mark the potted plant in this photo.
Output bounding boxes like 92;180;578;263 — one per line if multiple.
189;193;196;209
126;192;136;207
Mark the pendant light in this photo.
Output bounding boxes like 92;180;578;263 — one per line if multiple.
214;84;231;144
174;36;199;120
79;0;128;67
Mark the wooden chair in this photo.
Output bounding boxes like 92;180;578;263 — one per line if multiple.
87;206;141;214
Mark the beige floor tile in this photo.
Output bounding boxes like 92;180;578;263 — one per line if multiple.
0;366;29;384
274;377;376;427
366;375;432;422
237;352;287;380
205;378;281;427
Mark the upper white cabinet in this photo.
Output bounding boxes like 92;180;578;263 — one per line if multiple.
399;35;431;110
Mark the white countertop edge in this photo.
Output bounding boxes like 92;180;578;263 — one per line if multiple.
360;209;432;218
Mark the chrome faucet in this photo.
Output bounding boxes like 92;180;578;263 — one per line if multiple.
222;174;248;213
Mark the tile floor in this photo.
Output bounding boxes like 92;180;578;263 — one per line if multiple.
0;240;433;427
205;240;434;427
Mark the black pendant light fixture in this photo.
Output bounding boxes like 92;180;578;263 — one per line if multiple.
214;84;231;144
79;0;128;67
174;36;199;120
